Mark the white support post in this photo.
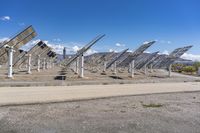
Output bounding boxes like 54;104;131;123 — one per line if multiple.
168;64;172;77
46;61;49;69
128;63;131;73
75;57;79;74
103;61;107;72
144;64;148;76
8;46;13;78
37;55;40;72
79;54;84;78
52;62;55;68
49;60;52;69
19;64;22;70
131;60;135;78
113;61;117;74
150;64;153;73
198;67;200;76
27;54;31;74
43;58;46;70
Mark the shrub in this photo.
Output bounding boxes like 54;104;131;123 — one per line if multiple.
182;66;196;73
193;62;200;71
172;63;185;73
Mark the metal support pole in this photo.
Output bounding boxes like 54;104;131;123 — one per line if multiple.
103;61;107;72
144;64;148;76
79;54;84;78
150;64;153;73
43;58;46;70
198;67;200;76
8;46;13;78
128;63;131;73
37;55;40;72
49;60;52;69
131;60;135;78
113;61;117;74
46;61;49;69
27;54;31;74
75;57;79;74
168;64;172;77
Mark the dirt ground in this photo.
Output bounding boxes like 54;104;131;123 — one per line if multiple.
0;66;200;87
0;92;199;133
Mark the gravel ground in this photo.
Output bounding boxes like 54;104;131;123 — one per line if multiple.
0;92;200;133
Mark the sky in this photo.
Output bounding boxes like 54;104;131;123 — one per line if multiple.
0;0;200;60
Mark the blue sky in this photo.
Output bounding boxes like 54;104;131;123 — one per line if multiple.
0;0;200;58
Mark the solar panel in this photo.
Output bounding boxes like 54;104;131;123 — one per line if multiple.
0;25;36;65
13;41;44;67
3;25;35;47
64;34;105;67
13;41;51;67
15;32;37;49
152;45;192;69
134;52;159;69
117;41;155;67
106;48;129;69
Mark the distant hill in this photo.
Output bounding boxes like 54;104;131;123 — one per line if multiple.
58;52;194;65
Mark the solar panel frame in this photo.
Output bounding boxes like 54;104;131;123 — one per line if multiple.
152;45;192;69
64;34;105;67
134;51;159;69
106;48;129;69
0;26;36;65
117;41;155;67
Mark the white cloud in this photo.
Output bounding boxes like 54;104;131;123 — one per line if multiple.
143;41;150;44
115;43;125;47
20;39;98;55
18;22;25;26
157;40;172;44
53;38;61;42
109;49;117;52
20;39;40;51
0;37;9;42
0;16;11;21
167;41;171;44
181;53;200;62
127;50;132;53
72;45;80;52
85;49;98;55
162;50;169;55
144;51;150;53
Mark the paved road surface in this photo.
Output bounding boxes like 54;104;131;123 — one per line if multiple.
0;82;200;106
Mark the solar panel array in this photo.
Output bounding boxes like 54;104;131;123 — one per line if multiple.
63;34;105;67
117;41;156;67
0;25;194;78
0;25;37;65
106;48;129;69
13;41;56;67
134;52;159;69
83;41;192;72
152;45;192;69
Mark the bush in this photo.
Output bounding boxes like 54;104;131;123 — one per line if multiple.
172;63;185;73
193;62;200;71
182;66;196;73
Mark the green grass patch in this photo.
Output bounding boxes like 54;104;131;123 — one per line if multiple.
142;103;163;108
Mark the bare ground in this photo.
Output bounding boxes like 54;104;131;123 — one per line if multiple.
0;66;200;87
0;92;200;133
